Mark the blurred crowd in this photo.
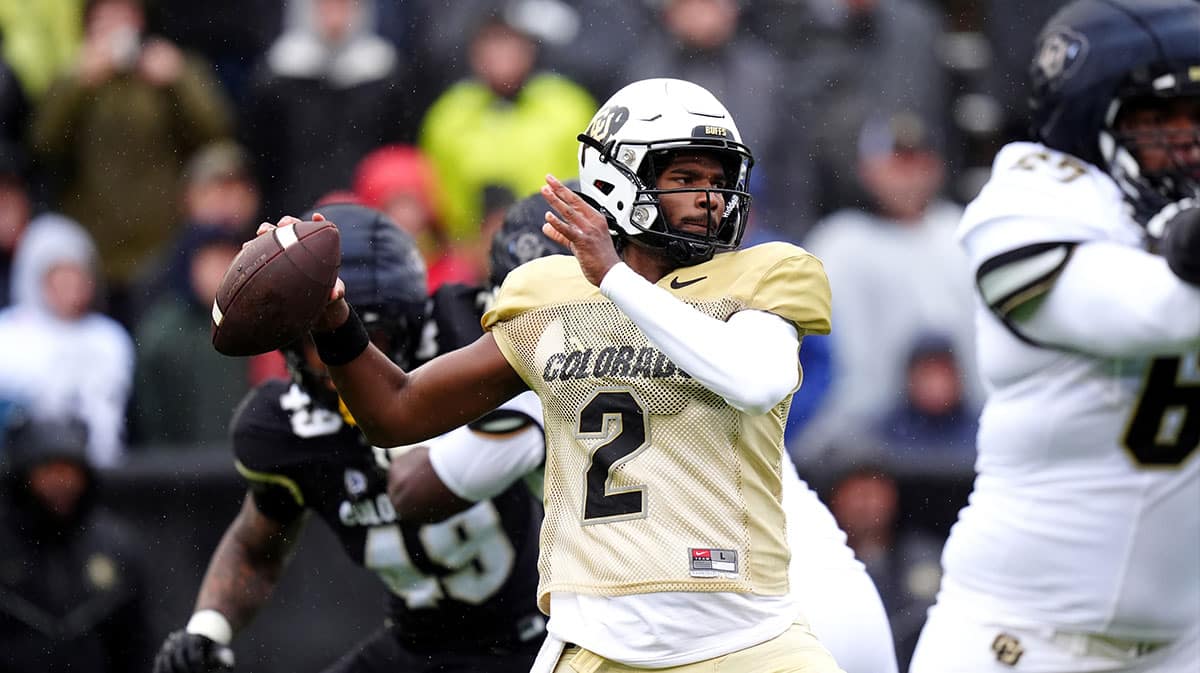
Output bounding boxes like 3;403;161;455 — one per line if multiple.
0;0;1073;669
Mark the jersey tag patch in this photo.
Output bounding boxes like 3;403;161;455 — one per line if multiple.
689;548;738;578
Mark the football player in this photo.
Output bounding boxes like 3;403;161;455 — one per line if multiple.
909;2;1200;672
278;78;845;671
476;188;902;673
152;204;546;673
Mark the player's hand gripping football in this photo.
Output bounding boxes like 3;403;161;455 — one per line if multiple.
152;630;235;673
541;174;622;287
254;213;350;331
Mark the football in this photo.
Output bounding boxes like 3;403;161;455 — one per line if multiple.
211;220;342;356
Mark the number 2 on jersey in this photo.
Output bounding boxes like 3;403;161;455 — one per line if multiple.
1123;354;1200;466
579;390;650;523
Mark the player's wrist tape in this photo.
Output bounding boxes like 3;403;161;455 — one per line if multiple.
312;304;370;365
186;609;233;646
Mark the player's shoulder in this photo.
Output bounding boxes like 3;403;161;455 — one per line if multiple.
702;242;831;334
960;142;1126;247
430;282;490;316
420;282;490;360
978;142;1114;202
706;241;826;289
483;255;599;327
505;254;589;290
726;240;815;266
230;379;348;474
231;379;293;434
959;143;1139;319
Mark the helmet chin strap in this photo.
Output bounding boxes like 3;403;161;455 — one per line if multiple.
665;239;694;264
664;238;714;265
624;231;712;265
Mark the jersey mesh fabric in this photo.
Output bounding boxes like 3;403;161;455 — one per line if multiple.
492;295;791;614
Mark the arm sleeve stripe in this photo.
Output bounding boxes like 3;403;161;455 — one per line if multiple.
467;409;538;435
977;242;1078;318
234;460;305;508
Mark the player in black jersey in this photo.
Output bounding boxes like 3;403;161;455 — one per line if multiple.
153;204;545;673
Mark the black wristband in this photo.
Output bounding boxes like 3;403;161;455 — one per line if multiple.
312;304;370;365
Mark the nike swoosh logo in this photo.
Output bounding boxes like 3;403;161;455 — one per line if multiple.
669;276;707;289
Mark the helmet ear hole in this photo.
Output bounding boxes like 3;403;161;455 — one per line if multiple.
616;201;624;211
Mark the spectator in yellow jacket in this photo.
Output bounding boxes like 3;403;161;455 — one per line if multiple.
418;11;594;248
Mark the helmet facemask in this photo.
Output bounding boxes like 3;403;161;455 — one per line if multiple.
1100;71;1200;235
580;132;754;266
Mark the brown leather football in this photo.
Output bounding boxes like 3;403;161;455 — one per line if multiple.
211;220;341;356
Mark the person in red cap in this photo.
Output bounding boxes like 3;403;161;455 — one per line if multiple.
354;145;478;290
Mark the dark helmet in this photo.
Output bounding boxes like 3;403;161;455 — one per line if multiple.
283;203;428;395
1029;0;1200;220
488;183;574;289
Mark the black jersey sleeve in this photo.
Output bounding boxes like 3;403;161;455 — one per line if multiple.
229;380;309;523
424;283;489;359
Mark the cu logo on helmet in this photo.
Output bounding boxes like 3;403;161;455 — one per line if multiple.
513;231;547;264
1035;29;1088;89
586;106;630;144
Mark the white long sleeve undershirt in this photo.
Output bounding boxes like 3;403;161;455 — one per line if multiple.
427;392;546;502
598;262;800;415
1020;241;1200;357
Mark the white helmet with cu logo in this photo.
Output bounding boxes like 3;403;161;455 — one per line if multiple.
576;78;755;266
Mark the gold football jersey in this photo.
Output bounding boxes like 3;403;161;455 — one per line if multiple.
483;242;832;614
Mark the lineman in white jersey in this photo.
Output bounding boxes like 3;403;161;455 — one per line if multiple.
910;1;1200;672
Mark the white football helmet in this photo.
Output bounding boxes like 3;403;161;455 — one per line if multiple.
577;78;754;265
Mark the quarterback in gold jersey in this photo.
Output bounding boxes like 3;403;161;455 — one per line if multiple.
271;78;842;672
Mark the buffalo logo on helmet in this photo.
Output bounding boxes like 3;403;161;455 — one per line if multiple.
512;231;552;266
1034;28;1089;89
585;105;630;144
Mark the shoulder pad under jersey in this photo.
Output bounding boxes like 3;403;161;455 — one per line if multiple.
415;283;490;363
231;380;348;476
958;142;1131;260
